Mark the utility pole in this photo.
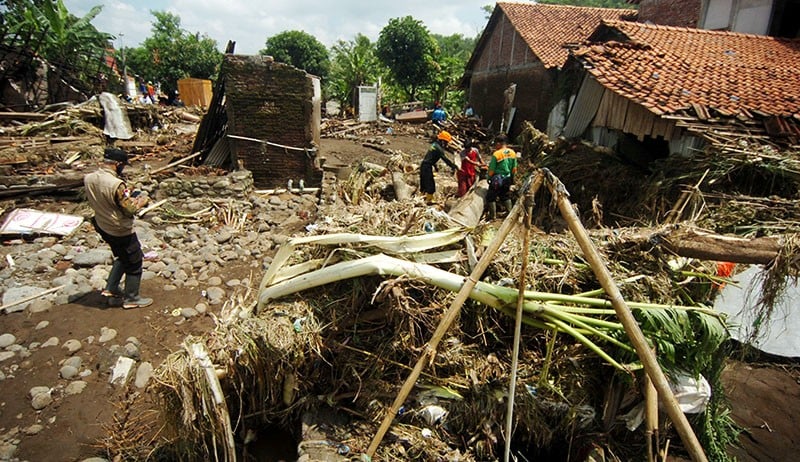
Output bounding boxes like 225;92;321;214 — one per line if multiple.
119;33;128;98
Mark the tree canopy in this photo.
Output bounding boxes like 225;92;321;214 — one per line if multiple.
125;11;222;96
376;16;437;102
260;30;330;79
327;34;382;111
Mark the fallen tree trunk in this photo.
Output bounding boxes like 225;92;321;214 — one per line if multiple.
391;171;412;201
447;180;489;227
622;226;784;265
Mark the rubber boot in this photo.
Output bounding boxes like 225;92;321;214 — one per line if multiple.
503;199;513;214
123;274;153;309
425;193;435;204
489;202;497;220
102;260;124;298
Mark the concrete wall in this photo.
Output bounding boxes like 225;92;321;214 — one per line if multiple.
637;0;702;27
466;14;559;137
222;55;322;189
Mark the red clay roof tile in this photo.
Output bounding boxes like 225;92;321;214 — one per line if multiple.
574;21;800;119
497;2;635;69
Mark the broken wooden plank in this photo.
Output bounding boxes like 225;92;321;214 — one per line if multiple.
0;112;48;121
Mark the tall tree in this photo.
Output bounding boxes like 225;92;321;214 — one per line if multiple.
326;34;382;111
125;11;221;96
376;16;437;102
427;33;476;110
260;30;330;79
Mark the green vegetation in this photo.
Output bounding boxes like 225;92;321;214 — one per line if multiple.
260;30;331;80
376;16;438;102
326;34;382;112
124;11;222;97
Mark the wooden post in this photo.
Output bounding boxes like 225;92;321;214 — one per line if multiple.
542;169;708;462
503;177;538;462
365;174;542;458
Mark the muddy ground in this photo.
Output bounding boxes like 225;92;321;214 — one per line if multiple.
0;127;798;462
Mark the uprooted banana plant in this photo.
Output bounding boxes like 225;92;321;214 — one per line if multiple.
256;229;729;374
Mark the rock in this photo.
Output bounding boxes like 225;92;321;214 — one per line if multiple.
163;284;177;291
31;390;53;410
72;249;113;267
206;286;226;305
147;261;167;273
0;442;17;460
180;307;198;318
65;381;88;396
27;297;54;313
29;386;49;398
41;337;59;348
35;320;49;330
0;351;14;362
207;276;222;286
195;302;208;314
110;356;136;386
64;356;83;369
2;286;48;313
0;333;16;348
23;424;44;435
99;327;117;343
215;229;233;244
79;457;110;462
123;342;140;360
226;279;241;287
62;339;82;353
134;362;153;388
59;365;79;380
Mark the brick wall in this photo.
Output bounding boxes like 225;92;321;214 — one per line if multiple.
222;55;322;189
637;0;701;28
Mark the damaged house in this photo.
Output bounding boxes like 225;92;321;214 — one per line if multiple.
559;20;800;164
196;54;323;189
461;2;636;138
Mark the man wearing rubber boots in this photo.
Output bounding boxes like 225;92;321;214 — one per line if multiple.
84;148;153;309
486;134;518;219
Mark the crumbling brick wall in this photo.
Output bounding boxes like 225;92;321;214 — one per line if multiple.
222;55;322;189
636;0;701;28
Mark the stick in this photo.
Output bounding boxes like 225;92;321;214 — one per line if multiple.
542;168;708;462
366;174;540;458
137;198;168;217
645;371;659;462
503;175;539;462
0;285;64;313
149;151;202;175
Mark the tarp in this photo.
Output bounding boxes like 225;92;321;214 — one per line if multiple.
0;208;84;236
98;92;133;140
714;265;800;358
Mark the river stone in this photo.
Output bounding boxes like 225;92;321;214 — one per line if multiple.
207;276;222;286
62;339;81;353
28;297;54;313
99;327;117;343
134;362;153;388
0;333;16;348
35;320;49;330
64;356;82;369
65;381;88;396
31;391;53;410
72;249;113;267
23;424;44;435
180;307;198;318
60;365;78;379
206;286;225;305
0;442;17;460
0;351;14;362
41;337;59;348
2;286;48;313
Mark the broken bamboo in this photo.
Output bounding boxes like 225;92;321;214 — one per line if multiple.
149;151;202;175
365;175;539;458
504;175;539;462
542;168;708;462
0;285;64;313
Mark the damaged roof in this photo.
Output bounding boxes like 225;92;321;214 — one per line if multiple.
495;2;636;69
573;20;800;119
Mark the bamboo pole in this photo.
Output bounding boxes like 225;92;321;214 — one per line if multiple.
365;174;541;458
645;372;659;462
542;168;708;462
503;177;538;462
149;151;202;175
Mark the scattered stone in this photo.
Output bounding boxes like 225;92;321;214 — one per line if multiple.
41;337;59;348
226;279;241;287
134;362;153;388
207;276;222;286
163;284;177;291
0;442;17;460
0;333;16;348
62;339;81;353
59;365;79;380
23;424;44;435
72;249;112;267
180;307;198;318
29;386;50;399
31;390;53;410
195;302;208;314
65;381;88;396
123;342;140;360
99;327;117;343
110;356;136;385
2;286;48;314
27;297;54;313
206;286;226;305
79;457;110;462
35;320;50;330
0;351;14;362
64;356;82;369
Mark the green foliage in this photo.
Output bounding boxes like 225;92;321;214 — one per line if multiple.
125;11;222;96
326;34;382;111
3;0;111;64
428;33;476;112
376;16;437;102
537;0;636;8
260;30;330;79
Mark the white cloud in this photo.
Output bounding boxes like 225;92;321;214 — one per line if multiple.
65;0;493;54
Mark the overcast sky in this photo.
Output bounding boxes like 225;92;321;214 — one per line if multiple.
64;0;497;55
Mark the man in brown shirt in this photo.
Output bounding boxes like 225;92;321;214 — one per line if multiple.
84;148;152;309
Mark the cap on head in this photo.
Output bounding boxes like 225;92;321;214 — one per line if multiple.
103;147;129;165
437;131;453;144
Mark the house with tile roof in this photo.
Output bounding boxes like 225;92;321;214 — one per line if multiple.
461;2;636;137
627;0;799;38
560;20;800;161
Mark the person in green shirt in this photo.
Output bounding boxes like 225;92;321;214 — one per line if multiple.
486;134;517;219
